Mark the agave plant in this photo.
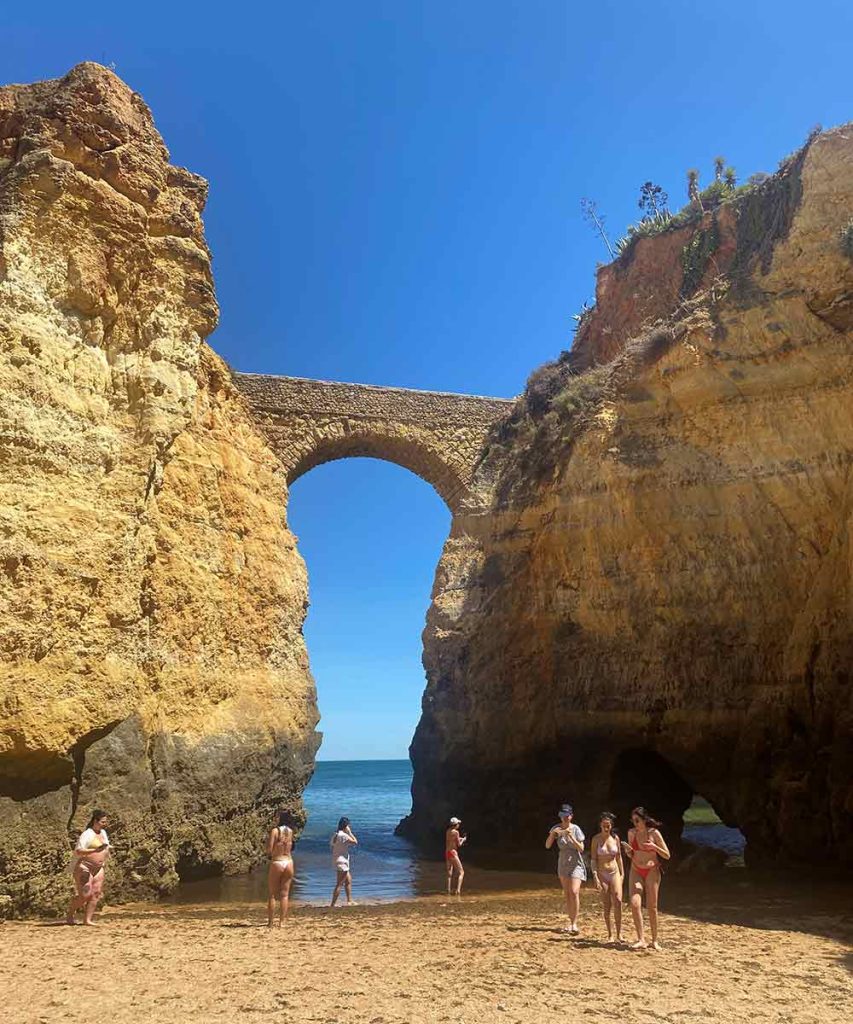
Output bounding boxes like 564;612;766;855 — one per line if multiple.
687;168;700;200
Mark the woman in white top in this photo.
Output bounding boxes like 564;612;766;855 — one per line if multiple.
330;816;358;907
65;809;111;925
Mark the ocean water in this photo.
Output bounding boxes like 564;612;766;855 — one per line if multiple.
291;758;422;902
168;758;441;905
169;760;745;906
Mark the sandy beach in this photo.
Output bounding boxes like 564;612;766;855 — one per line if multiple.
4;877;850;1024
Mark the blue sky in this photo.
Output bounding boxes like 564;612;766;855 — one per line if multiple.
7;1;851;758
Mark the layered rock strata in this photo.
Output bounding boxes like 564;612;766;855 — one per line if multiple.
0;64;319;914
404;125;853;866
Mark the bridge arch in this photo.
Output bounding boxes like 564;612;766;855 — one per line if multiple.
232;373;513;515
287;431;471;512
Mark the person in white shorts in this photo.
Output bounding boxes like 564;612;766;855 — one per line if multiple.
330;816;358;907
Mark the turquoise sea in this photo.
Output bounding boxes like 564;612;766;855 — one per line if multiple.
171;759;745;905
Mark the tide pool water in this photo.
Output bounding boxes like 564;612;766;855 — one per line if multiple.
169;760;745;906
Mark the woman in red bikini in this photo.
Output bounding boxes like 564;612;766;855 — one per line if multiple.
621;806;670;950
445;816;466;895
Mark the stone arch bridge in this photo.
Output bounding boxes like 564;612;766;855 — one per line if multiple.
232;373;514;513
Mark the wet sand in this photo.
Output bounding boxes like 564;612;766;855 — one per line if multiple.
4;878;851;1024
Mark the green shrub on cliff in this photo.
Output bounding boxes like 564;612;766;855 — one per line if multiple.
681;215;721;297
523;360;566;417
553;365;611;424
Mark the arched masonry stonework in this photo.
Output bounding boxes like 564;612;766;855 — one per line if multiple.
232;373;515;512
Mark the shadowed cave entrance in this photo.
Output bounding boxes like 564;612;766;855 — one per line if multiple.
608;748;745;864
609;749;693;846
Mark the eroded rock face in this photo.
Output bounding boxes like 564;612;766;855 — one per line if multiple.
404;126;853;866
0;64;319;913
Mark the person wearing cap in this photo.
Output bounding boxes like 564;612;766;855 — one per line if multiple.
445;817;466;895
545;803;587;934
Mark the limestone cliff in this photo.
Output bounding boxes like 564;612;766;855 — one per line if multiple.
0;64;319;914
404;125;853;866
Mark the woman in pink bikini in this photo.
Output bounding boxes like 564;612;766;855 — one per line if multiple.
65;809;110;925
621;806;670;950
267;808;295;928
590;811;625;943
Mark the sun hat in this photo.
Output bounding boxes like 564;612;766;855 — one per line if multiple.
559;804;573;818
449;816;461;825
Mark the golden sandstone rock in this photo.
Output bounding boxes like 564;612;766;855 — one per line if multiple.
1;63;851;915
0;64;318;913
402;125;853;866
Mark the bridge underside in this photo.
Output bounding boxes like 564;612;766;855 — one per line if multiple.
232;373;514;513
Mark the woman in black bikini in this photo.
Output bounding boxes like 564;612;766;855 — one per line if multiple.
267;808;295;928
621;806;670;950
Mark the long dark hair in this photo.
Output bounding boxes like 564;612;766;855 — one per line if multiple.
599;811;618;832
631;806;662;830
86;809;107;829
277;808;295;829
337;816;350;832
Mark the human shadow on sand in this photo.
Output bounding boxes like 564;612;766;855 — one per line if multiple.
506;925;633;951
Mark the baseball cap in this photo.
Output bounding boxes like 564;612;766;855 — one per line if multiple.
449;816;461;825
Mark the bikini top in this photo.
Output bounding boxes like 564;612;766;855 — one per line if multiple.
597;837;618;856
631;832;656;854
271;826;292;853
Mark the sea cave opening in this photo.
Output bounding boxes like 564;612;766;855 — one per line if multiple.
608;748;745;866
